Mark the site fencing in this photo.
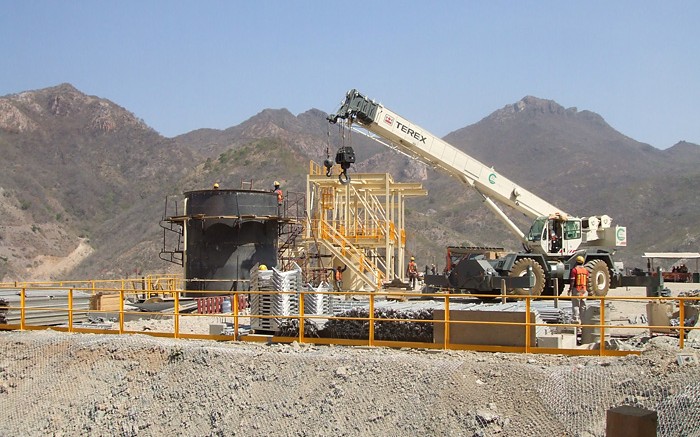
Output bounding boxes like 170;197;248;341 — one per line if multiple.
1;285;699;356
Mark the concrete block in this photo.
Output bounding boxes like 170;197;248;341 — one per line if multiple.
209;323;226;335
606;405;657;437
560;333;577;349
433;310;536;347
646;302;673;334
538;334;562;348
537;333;577;349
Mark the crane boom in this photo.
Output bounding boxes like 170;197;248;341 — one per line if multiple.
327;89;632;297
329;89;565;243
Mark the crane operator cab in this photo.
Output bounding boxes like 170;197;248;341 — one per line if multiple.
526;214;582;255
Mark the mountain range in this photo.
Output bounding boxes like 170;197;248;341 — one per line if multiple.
0;83;698;282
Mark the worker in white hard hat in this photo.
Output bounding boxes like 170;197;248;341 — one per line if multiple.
568;255;590;323
406;256;418;290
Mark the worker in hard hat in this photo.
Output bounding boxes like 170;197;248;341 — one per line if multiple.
213;182;220;190
406;256;418;290
568;255;590;323
334;265;347;292
272;181;284;215
259;264;268;271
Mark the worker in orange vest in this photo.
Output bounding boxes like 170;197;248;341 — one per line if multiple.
406;256;418;290
273;181;284;204
569;255;590;323
334;265;347;292
272;180;284;216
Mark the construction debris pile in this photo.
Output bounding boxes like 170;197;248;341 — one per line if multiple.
1;330;698;436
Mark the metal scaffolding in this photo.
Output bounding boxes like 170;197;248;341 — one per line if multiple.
304;161;427;291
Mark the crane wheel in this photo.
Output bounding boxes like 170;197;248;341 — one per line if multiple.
585;259;610;296
508;258;546;296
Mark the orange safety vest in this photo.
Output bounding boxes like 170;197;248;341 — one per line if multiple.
407;261;417;273
335;269;343;281
571;265;589;295
274;188;283;204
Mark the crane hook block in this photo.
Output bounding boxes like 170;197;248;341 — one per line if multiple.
334;146;355;185
335;146;355;166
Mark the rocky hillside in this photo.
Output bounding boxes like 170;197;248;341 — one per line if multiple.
0;84;197;280
0;84;698;281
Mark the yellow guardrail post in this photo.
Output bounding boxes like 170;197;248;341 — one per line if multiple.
525;296;531;353
68;288;73;333
20;288;26;331
679;297;685;349
174;290;180;339
369;292;375;346
233;292;239;341
600;296;606;355
119;288;125;334
299;291;305;344
444;294;450;350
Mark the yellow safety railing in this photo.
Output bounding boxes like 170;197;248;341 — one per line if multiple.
1;274;182;293
2;285;698;356
316;219;396;243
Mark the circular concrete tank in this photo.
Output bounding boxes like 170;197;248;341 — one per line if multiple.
183;189;279;295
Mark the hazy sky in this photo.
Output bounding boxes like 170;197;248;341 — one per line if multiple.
1;1;698;149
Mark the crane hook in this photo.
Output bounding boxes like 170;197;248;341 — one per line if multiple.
323;158;334;177
338;170;351;184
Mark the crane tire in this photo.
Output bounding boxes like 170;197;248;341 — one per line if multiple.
585;259;610;297
508;258;546;296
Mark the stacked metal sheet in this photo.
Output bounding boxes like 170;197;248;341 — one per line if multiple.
330;296;371;315
0;296;8;324
303;282;333;316
0;289;91;326
249;263;302;332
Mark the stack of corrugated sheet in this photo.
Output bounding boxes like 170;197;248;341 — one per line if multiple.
249;263;302;332
330;297;370;315
0;289;91;325
303;281;333;316
250;267;276;331
0;296;8;324
530;300;571;323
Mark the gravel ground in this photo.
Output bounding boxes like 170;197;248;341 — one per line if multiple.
1;329;698;437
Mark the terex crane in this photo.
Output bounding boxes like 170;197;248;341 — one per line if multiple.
327;89;629;297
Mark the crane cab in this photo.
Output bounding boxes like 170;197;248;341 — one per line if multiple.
526;215;582;255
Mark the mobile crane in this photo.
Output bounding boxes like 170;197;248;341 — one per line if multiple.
327;89;630;297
